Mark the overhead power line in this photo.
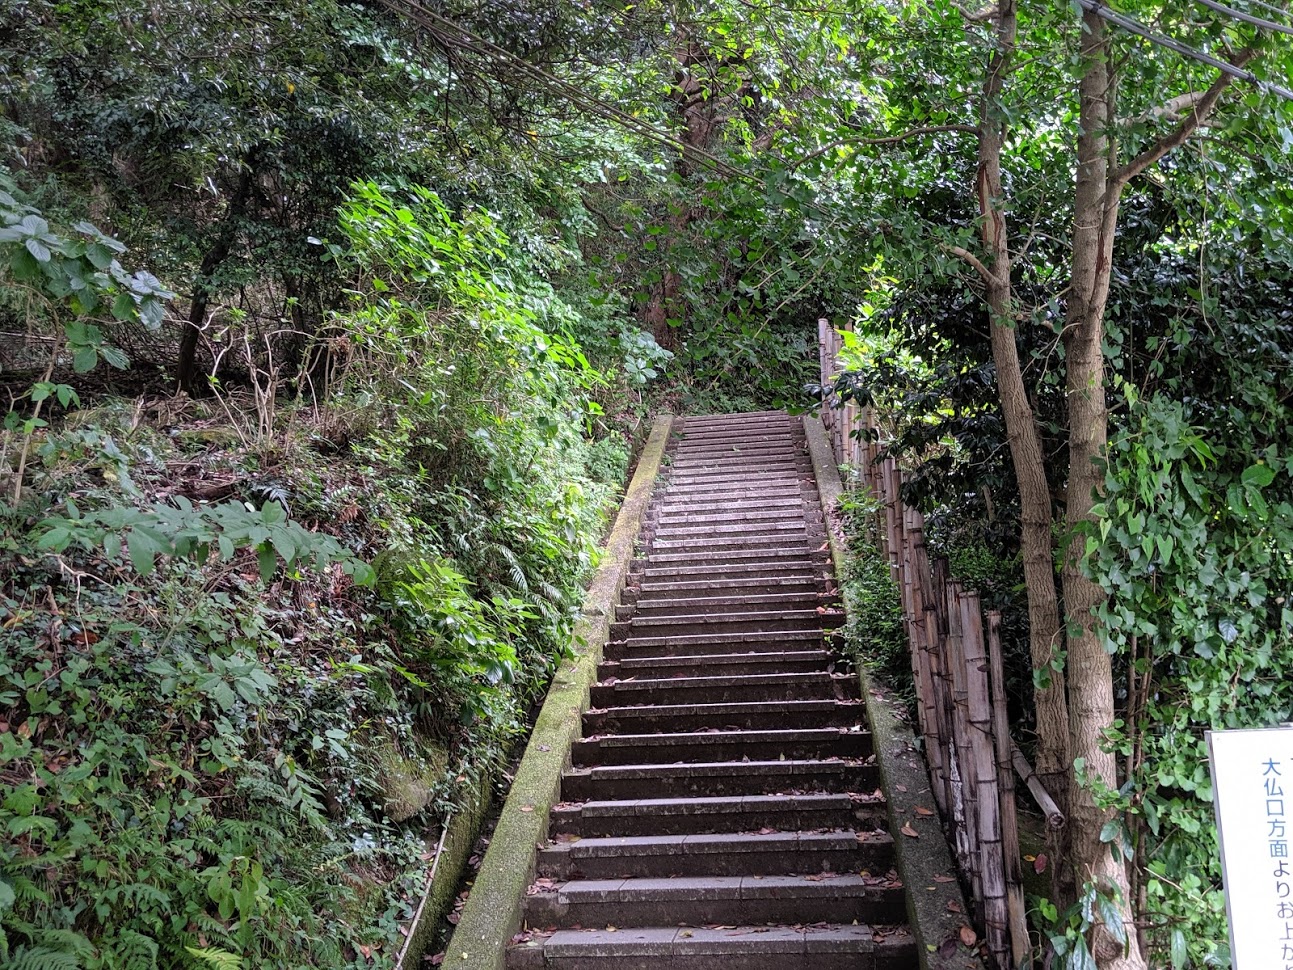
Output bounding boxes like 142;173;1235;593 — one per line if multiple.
1075;0;1293;101
1195;0;1293;35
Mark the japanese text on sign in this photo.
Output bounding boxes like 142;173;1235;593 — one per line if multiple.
1209;727;1293;968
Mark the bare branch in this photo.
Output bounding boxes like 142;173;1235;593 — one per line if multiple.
943;243;1005;289
1128;90;1208;123
1113;47;1257;189
791;124;979;169
954;2;998;21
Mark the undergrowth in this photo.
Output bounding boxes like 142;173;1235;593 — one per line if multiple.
0;182;642;969
836;482;913;715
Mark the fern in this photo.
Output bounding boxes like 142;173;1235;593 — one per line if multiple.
184;946;242;970
5;947;81;970
98;929;159;970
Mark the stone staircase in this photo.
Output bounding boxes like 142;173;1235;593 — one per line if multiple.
508;411;916;969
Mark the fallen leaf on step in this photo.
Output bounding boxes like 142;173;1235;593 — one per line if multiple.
1033;853;1048;874
947;900;962;913
932;874;955;883
959;925;977;947
900;823;919;838
914;806;935;816
606;926;617;933
679;930;693;938
520;805;534;813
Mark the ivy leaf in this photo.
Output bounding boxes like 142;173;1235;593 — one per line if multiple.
1218;618;1239;643
1170;928;1188;969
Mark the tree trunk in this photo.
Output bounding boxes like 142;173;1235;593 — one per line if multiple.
973;0;1072;875
176;157;256;395
1062;9;1143;967
643;37;720;352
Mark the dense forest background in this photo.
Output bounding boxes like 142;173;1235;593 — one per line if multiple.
1;1;1291;968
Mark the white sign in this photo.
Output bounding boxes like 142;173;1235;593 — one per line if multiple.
1208;726;1293;969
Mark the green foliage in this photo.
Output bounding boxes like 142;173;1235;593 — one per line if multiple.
0;175;172;340
37;493;374;584
1;181;635;968
836;484;911;710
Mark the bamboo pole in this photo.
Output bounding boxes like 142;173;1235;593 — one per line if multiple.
944;579;977;891
905;509;945;806
818;318;834;453
1012;742;1065;831
962;591;1006;963
929;557;956;820
989;611;1032;968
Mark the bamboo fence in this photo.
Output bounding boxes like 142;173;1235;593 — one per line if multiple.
818;319;1050;970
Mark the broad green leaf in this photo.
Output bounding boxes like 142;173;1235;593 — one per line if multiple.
1242;463;1276;488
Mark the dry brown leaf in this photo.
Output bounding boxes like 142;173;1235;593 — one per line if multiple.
900;823;919;838
959;925;977;947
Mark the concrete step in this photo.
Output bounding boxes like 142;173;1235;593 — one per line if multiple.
653;490;815;509
508;923;917;970
644;547;829;567
651;508;815;528
599;649;834;679
670;445;803;463
604;629;836;659
633;563;829;586
536;829;897;879
662;474;808;492
523;872;907;928
590;671;858;707
571;727;870;767
611;609;839;640
582;698;866;735
649;520;809;541
560;758;880;800
618;592;830;619
646;536;816;557
549;792;889;838
669;457;807;473
628;576;827;601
